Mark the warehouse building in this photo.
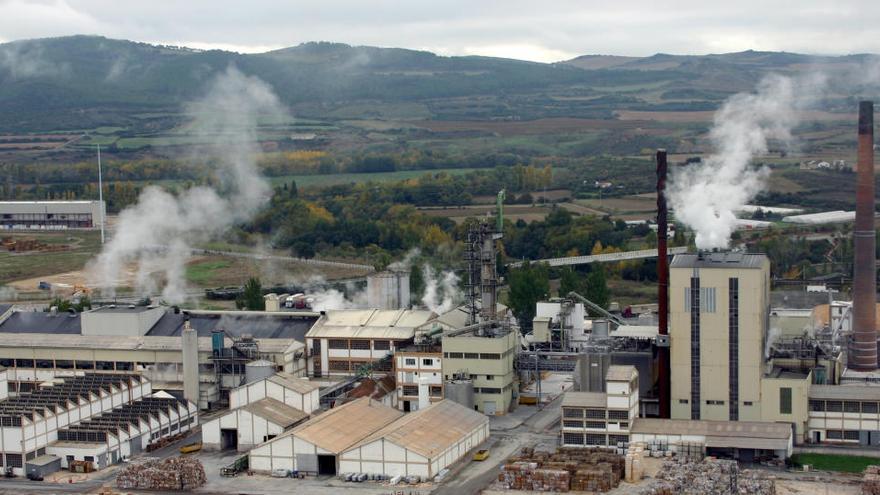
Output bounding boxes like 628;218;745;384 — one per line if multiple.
561;366;639;448
807;385;880;445
0;200;105;230
0;371;197;476
0;306;316;408
249;397;404;475
305;309;433;378
202;373;319;451
630;418;794;460
339;399;489;479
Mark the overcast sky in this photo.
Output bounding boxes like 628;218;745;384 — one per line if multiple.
1;0;878;62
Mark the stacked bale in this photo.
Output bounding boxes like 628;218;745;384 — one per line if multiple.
498;447;624;493
117;457;207;491
862;465;880;495
639;458;774;495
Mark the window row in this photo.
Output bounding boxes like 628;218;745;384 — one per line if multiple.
810;400;880;414
328;339;391;351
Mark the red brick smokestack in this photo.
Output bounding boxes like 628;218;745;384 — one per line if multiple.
850;101;877;371
656;149;670;417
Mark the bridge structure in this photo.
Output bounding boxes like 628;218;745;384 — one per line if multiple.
507;246;689;268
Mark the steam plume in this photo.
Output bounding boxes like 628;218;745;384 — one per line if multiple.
669;75;823;249
90;66;283;302
421;265;459;314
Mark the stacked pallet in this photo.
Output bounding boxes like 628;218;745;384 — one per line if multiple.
639;458;774;495
117;457;206;491
862;465;880;495
498;447;624;493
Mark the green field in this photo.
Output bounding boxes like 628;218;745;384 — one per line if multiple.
185;260;233;284
790;453;879;473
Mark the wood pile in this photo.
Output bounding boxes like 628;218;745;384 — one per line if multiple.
1;237;68;252
116;456;206;491
497;447;624;493
862;465;880;495
639;458;774;495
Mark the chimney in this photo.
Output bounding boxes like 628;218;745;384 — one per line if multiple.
849;101;877;371
181;318;200;406
656;149;671;417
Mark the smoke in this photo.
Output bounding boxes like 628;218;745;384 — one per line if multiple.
90;66;283;302
765;326;782;359
668;74;826;249
0;42;69;79
388;248;420;271
0;285;17;301
421;265;459;314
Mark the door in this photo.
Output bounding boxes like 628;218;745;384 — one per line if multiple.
403;400;411;412
317;455;336;476
814;431;821;443
483;400;496;416
221;429;238;450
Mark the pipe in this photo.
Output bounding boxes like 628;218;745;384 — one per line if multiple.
850;101;878;370
656;149;671;417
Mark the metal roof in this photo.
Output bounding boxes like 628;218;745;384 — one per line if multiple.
285;397;402;454
562;391;606;408
349;399;488;459
266;373;320;395
0;333;297;354
631;418;791;447
606;365;638;382
670;252;767;269
241;397;308;428
0;311;81;334
810;384;880;401
88;306;157;314
306;309;433;340
147;312;317;339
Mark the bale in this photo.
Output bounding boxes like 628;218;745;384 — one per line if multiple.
116;456;206;491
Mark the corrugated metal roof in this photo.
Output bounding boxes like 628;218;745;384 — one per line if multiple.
562;391;606;408
606;365;637;382
810;384;880;401
306;309;433;340
241;397;308;428
670;252;767;269
267;373;320;394
0;333;296;353
0;311;81;334
287;397;402;453
631;418;791;443
349;399;487;459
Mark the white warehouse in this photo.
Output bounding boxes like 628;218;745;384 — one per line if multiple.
202;373;320;451
339;399;488;479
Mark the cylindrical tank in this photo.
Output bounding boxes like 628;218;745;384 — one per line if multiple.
444;379;475;410
593;320;609;338
245;359;276;384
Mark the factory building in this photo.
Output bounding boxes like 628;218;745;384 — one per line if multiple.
394;345;443;411
305;309;433;378
0;200;105;230
0;371;197;476
670;252;770;422
561;365;639;448
248;397;404;475
630;418;793;460
807;385;880;445
202;372;320;451
0;306;316;409
339;399;488;479
441;327;517;415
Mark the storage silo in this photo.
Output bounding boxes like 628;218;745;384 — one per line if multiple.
367;270;411;309
245;359;276;384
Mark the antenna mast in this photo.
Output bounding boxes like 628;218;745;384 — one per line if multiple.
97;144;105;244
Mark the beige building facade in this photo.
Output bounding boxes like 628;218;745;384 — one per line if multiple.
441;330;517;415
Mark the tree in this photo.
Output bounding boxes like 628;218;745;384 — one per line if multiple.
292;241;315;259
236;277;265;311
584;266;610;315
559;267;586;297
506;262;550;334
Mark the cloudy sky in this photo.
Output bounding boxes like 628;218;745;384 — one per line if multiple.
1;0;878;62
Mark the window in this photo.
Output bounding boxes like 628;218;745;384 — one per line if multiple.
608;410;628;420
700;287;716;313
845;401;860;413
844;430;860;440
430;386;442;397
826;401;843;412
5;454;21;468
75;360;94;370
563;408;583;418
486;375;494;380
464;353;478;359
678;399;689;404
14;359;34;368
350;340;370;350
563;432;584;445
404;358;416;366
328;339;347;349
480;353;501;360
864;402;878;414
809;400;825;412
373;340;390;351
609;435;630;446
707;400;725;406
447;352;463;359
586;421;605;429
826;430;843;440
480;387;501;394
619;422;629;429
328;360;350;371
402;385;418;396
84;456;94;462
563;420;583;428
585;409;605;419
744;401;753;406
780;388;792;415
585;433;606;446
422;358;433;366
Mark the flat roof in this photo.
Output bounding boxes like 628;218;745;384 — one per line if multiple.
242;397;308;428
606;365;637;382
670;252;766;269
562;391;606;408
810;384;880;401
350;399;487;459
306;309;433;340
612;325;658;340
631;418;791;448
27;454;60;466
0;311;81;334
286;397;402;453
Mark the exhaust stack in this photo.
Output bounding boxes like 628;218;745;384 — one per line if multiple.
656;149;670;417
849;101;877;371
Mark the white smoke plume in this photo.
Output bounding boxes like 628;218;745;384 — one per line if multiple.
421;265;459;314
0;285;17;301
669;74;825;249
90;66;283;302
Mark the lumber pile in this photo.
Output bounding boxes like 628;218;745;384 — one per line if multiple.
639;458;774;495
862;465;880;495
497;447;624;492
116;456;206;491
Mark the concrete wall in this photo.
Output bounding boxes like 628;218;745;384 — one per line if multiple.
249;434;332;474
202;409;287;452
396;351;443;410
760;375;811;441
229;378;318;414
441;331;517;415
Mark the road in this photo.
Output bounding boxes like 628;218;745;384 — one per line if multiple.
435;395;563;495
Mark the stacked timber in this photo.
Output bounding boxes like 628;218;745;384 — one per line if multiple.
498;447;624;493
116;457;206;491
